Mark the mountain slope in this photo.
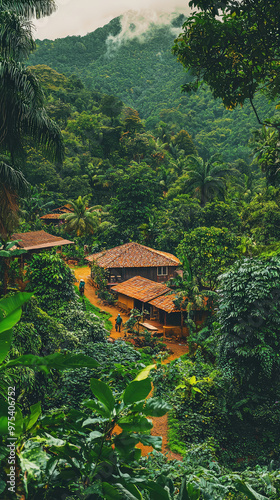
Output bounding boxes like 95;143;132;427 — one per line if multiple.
27;14;276;162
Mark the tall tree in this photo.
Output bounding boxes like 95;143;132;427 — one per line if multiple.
0;0;63;237
0;161;28;238
173;0;280;125
59;196;101;237
218;257;280;403
182;154;235;206
177;226;239;289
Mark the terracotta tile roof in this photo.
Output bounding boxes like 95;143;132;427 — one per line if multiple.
40;204;74;220
149;294;208;313
52;204;73;214
86;242;181;268
149;293;181;313
111;276;171;302
40;213;63;220
11;230;74;250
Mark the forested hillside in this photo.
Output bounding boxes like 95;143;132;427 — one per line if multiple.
28;14;277;163
2;2;280;498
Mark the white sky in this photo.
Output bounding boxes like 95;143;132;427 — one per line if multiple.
32;0;192;40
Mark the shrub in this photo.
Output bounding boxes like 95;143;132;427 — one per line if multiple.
26;252;76;307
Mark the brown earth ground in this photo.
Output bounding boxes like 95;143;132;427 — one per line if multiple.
73;266;188;461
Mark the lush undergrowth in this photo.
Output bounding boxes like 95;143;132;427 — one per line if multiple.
74;284;113;332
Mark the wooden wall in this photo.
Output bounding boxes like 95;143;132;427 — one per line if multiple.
110;266;178;283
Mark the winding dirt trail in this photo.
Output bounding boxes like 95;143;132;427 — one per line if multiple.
73;266;188;460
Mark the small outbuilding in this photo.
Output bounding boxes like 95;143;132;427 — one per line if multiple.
40;204;74;225
11;230;74;265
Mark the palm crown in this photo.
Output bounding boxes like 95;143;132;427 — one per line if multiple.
183;154;237;206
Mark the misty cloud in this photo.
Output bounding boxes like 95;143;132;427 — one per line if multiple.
32;0;192;40
105;9;184;53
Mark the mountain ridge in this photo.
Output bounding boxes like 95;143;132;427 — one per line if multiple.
27;14;277;163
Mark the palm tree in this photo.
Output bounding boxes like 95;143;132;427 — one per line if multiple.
60;196;102;237
0;1;62;160
183;154;236;206
0;161;29;239
0;0;63;237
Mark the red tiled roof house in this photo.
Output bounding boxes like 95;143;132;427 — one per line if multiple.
86;242;181;285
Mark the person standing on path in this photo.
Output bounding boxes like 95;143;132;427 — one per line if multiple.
79;279;85;296
115;313;122;332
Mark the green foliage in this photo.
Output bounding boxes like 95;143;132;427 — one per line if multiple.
110;161;162;240
0;293;99;438
173;0;280;112
16;367;173;499
241;188;280;245
201;201;241;233
153;356;226;450
91;261;116;304
26;252;76;307
27;16;277;164
49;340;145;410
59;195;102;237
0;1;63;241
177;226;239;289
174;154;237;206
143;445;280;499
0;239;27;294
218;257;280;388
250;126;280;186
76;291;112;331
216;257;280;460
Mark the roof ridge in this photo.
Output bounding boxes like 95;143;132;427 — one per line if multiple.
140;243;179;263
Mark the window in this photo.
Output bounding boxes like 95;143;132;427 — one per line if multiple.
157;266;167;276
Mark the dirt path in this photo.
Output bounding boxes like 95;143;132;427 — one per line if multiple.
73;266;188;460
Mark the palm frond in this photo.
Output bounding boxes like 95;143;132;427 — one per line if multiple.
0;160;29;193
2;0;57;19
0;11;34;60
0;62;64;163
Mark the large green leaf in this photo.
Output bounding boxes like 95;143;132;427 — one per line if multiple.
0;293;33;364
0;416;8;436
3;353;99;373
25;402;41;431
0;292;33;319
82;399;110;418
90;378;115;412
0;308;22;334
134;364;156;381
0;328;13;364
143;398;171;417
135;434;162;451
113;432;139;455
178;479;201;500
0;250;10;258
123;378;152;406
235;480;268;500
118;415;153;432
102;482;122;500
115;483;143;500
144;481;172;500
